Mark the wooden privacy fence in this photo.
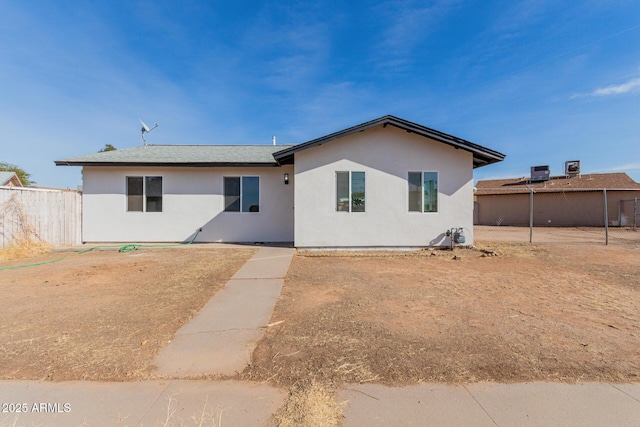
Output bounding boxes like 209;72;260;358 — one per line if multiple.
0;186;81;247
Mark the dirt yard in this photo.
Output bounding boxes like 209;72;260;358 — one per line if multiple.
0;246;255;381
244;242;640;386
2;238;639;389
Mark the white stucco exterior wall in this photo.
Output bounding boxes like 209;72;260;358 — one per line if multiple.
81;166;294;242
293;125;474;248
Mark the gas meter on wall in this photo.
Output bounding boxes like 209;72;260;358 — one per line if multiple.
446;227;465;248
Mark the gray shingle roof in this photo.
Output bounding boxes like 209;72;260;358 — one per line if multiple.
55;145;296;167
55;115;506;169
0;171;21;186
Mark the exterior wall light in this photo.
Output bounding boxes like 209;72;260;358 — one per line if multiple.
284;173;289;185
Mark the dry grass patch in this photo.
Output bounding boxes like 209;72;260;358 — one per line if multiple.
158;395;224;427
0;247;255;381
0;239;52;261
245;243;640;386
271;381;346;427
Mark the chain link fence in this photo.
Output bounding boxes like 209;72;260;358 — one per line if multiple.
474;188;640;245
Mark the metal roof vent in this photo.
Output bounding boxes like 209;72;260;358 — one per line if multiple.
565;160;580;177
530;165;550;182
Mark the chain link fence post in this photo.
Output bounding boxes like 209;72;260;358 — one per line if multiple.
603;189;609;245
529;188;534;243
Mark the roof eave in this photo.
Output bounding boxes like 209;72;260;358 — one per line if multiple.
273;115;505;168
55;161;282;167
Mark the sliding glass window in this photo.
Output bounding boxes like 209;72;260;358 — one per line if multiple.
224;176;260;212
336;171;365;213
127;176;162;212
127;177;144;212
408;171;438;213
145;176;163;212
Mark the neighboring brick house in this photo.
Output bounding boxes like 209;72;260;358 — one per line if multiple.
475;172;640;227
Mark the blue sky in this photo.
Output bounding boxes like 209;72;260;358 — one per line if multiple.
2;0;639;188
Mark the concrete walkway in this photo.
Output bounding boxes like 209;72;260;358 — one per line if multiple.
2;381;639;426
340;382;640;426
0;380;284;427
154;246;294;377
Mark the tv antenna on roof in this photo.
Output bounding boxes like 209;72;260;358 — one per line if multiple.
139;119;158;145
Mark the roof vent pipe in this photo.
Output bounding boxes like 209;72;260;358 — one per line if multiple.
272;136;276;146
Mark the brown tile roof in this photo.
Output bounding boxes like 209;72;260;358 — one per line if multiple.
476;173;640;195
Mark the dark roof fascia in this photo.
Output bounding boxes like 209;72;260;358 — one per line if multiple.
54;161;282;167
273;115;506;168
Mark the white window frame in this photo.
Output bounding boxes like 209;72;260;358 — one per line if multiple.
126;176;163;213
223;176;260;213
408;171;438;213
336;171;366;213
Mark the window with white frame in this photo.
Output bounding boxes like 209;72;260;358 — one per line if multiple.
336;171;365;212
408;171;438;212
127;176;163;212
224;176;260;212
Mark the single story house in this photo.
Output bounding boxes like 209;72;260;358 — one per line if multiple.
0;171;24;187
56;115;505;248
475;173;640;227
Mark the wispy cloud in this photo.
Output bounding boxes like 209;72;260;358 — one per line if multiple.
571;76;640;99
592;77;640;96
594;163;640;173
371;0;462;73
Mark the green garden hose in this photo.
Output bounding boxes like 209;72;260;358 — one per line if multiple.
0;229;202;271
118;244;142;253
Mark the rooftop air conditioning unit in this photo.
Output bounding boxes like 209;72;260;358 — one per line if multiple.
531;165;550;182
565;160;580;177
